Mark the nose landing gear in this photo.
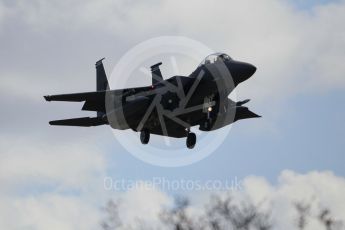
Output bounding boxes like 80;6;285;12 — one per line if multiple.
186;131;196;149
140;129;150;144
203;106;213;131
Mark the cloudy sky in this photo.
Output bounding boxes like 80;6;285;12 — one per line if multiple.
0;0;345;229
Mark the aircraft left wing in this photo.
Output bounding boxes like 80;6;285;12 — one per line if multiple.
49;117;107;127
44;91;105;102
44;86;155;113
44;91;107;112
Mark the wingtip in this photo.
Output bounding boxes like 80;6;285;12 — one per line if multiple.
95;58;105;66
251;112;262;118
44;95;51;101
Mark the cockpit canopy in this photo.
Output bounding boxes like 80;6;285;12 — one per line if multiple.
199;53;232;66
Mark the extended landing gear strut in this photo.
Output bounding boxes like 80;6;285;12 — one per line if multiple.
140;129;150;144
204;106;213;131
186;129;196;149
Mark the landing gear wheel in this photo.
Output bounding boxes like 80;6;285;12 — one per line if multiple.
186;132;196;149
140;129;150;144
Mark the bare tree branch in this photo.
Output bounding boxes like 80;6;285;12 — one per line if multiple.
294;202;311;230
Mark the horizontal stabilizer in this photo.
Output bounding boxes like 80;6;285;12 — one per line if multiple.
49;117;107;127
234;106;261;121
236;99;250;106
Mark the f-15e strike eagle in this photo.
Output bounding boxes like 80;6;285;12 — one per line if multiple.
44;53;260;149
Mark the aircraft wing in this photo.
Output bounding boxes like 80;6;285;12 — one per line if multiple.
44;86;154;112
44;91;107;112
49;117;107;127
44;91;105;102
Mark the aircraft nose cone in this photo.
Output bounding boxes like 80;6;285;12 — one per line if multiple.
225;61;257;85
245;63;257;77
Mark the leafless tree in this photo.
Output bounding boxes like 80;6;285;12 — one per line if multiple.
100;199;158;230
101;200;122;230
160;196;197;230
101;195;342;230
205;195;271;230
318;208;343;230
294;202;311;230
101;195;272;230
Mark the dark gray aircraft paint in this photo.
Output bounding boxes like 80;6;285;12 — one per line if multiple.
44;53;260;149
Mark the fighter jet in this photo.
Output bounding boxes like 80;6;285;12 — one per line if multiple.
44;53;260;149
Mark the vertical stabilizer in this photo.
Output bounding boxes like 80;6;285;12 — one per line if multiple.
150;62;163;85
96;58;109;91
95;58;108;118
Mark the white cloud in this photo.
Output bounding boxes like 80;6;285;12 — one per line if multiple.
238;170;345;230
0;136;108;230
114;183;172;229
0;137;106;191
0;194;101;230
1;0;345;104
